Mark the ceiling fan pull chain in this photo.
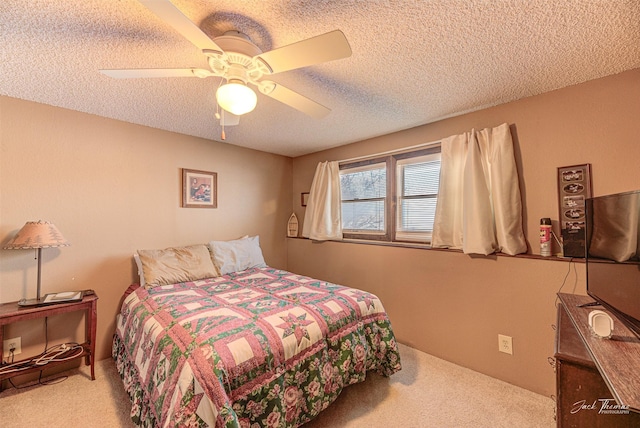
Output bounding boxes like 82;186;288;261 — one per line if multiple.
221;110;226;141
214;76;224;121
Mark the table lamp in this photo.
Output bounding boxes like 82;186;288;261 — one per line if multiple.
3;220;70;306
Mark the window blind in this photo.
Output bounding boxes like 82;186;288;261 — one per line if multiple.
396;153;441;241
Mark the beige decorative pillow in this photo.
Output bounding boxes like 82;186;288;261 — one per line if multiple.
137;244;219;287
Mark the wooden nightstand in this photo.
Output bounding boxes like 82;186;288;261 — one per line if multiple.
555;293;640;427
0;292;98;391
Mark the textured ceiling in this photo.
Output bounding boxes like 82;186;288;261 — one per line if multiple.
1;1;640;157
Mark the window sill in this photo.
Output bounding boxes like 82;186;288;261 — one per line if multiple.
287;236;583;263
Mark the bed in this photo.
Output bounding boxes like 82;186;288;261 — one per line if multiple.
113;241;401;428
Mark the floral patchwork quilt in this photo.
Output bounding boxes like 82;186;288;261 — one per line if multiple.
113;267;401;427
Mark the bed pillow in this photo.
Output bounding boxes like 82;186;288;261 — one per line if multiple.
133;253;146;287
209;235;267;275
137;244;219;287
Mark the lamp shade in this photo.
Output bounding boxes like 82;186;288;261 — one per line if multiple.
216;81;257;115
4;220;70;249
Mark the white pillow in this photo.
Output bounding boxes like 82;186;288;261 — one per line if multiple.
133;253;145;287
209;236;267;275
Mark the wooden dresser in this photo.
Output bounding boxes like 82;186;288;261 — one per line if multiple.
555;293;640;427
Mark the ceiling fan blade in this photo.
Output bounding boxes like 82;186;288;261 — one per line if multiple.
138;0;223;53
260;81;330;119
100;68;211;78
255;30;351;74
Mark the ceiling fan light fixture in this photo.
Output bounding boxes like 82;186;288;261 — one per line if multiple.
216;80;257;115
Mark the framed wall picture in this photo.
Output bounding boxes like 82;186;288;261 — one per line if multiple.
182;168;217;208
557;164;592;257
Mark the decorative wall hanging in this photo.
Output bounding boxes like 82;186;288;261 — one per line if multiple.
557;164;592;257
182;168;217;208
287;213;299;237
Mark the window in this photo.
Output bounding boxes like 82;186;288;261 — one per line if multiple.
395;152;440;242
340;159;390;240
339;146;440;243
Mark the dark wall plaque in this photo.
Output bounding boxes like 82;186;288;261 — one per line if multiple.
557;164;592;257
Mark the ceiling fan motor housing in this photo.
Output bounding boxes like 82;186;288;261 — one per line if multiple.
205;31;267;83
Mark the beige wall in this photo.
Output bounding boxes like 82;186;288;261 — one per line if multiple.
0;97;292;364
289;68;640;396
3;68;639;395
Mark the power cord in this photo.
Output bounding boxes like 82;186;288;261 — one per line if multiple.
0;343;83;375
8;370;69;389
550;230;563;252
0;316;84;388
554;257;577;307
33;343;84;366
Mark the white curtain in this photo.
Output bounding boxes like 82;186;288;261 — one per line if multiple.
432;123;527;255
302;161;343;241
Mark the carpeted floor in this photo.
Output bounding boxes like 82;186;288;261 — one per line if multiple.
0;344;555;427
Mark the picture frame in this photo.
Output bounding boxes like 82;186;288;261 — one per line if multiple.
42;291;83;305
557;164;592;257
182;168;217;208
301;192;310;207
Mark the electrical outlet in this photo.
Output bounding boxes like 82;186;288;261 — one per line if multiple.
498;334;513;355
3;337;21;358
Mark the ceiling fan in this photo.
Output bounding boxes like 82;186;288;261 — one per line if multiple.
100;0;352;130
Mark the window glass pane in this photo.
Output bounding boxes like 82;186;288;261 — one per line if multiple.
341;200;385;231
340;164;386;201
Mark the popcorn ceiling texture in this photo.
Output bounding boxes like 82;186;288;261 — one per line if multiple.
1;0;639;157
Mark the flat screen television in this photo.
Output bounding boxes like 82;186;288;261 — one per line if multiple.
585;189;640;339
